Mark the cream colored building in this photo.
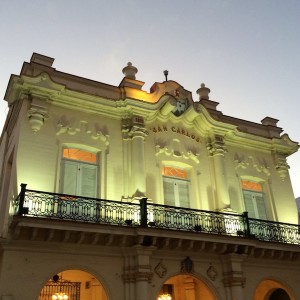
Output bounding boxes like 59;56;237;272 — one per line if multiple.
0;53;299;300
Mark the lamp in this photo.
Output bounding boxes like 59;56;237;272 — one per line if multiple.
52;292;68;300
163;70;168;81
158;284;173;300
158;294;172;300
51;274;69;300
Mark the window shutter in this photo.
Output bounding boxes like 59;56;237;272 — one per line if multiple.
80;164;97;198
163;179;175;206
243;190;267;219
163;177;190;207
243;191;256;218
62;161;78;195
255;194;267;220
177;181;190;208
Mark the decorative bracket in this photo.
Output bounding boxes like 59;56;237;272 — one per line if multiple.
27;98;49;133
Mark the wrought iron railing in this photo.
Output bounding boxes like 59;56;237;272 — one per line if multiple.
14;184;300;245
39;278;80;300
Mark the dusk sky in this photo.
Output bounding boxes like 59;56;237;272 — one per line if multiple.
0;1;299;197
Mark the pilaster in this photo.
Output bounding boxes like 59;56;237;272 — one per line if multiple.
122;246;155;300
222;254;246;300
128;116;148;198
208;135;230;209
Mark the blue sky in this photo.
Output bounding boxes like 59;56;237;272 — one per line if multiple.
0;0;300;197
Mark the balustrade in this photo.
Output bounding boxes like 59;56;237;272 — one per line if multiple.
14;184;300;245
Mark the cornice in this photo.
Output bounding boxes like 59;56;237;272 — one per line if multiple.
5;66;298;156
6;217;300;263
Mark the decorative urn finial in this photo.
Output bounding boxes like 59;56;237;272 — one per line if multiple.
122;62;138;80
196;83;211;100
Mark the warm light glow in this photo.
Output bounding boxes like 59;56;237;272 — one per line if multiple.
162;166;188;179
158;294;172;300
63;148;97;163
241;180;262;192
52;292;68;300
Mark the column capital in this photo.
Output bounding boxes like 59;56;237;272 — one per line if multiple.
129;125;148;138
207;135;227;156
222;271;246;287
273;151;290;181
122;115;148;139
122;266;153;283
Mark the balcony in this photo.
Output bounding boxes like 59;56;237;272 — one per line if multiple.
12;184;300;249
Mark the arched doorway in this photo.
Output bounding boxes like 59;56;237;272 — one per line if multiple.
157;274;217;300
39;269;108;300
269;288;290;300
254;279;295;300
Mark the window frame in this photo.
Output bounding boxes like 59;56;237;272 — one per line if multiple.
162;165;191;208
242;181;268;220
60;147;99;198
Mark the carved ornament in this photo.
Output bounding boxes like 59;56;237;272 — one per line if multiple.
234;155;270;176
154;260;167;278
180;257;194;273
207;265;218;281
56;119;109;145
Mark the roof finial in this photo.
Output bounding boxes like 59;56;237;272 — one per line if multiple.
122;62;138;80
196;83;210;100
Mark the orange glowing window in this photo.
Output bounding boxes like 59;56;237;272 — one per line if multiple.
63;148;97;164
162;166;188;179
241;180;262;192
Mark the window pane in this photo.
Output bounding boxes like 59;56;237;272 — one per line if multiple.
63;149;97;163
162;166;188;179
241;180;262;192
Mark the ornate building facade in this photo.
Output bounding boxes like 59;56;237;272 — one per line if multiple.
0;53;299;300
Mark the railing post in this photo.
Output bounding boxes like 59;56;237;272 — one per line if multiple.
243;211;251;237
18;183;27;216
140;197;148;228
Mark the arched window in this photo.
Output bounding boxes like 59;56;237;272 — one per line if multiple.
61;148;98;198
162;166;190;208
242;180;267;219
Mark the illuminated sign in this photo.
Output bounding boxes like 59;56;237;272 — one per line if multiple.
148;125;201;143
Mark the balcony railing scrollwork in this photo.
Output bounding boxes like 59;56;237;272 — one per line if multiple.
14;184;300;245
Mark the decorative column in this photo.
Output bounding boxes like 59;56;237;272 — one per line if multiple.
207;135;230;210
129;116;148;198
222;254;246;300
